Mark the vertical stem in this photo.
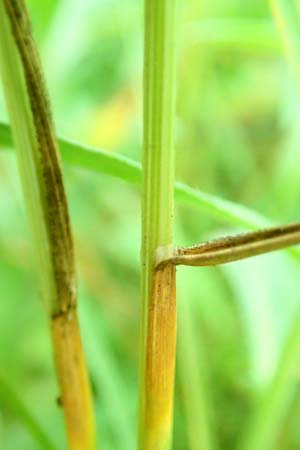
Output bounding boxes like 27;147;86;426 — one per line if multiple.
139;1;177;450
0;2;95;449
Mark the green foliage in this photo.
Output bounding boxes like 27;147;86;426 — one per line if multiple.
1;0;300;449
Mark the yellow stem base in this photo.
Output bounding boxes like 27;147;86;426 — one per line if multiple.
51;310;95;450
140;263;177;450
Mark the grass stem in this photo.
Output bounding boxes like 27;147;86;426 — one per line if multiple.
0;1;95;448
138;1;177;449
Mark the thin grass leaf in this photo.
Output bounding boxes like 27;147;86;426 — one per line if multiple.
0;121;269;230
2;120;300;263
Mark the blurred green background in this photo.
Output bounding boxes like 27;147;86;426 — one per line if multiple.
1;1;300;449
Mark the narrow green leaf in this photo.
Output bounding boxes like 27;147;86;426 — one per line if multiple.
0;121;268;230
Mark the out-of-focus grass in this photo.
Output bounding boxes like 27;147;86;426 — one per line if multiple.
1;0;300;449
0;373;56;450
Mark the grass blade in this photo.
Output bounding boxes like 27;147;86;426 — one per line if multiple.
0;120;269;230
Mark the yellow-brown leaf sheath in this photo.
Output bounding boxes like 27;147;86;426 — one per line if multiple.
51;309;95;450
141;263;176;450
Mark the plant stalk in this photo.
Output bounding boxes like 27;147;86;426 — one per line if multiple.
0;1;95;449
138;1;177;449
158;223;300;268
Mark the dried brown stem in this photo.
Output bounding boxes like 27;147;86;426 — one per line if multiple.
1;1;96;448
158;223;300;268
3;0;75;314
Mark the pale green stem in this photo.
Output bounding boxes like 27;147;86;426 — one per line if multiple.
138;1;177;449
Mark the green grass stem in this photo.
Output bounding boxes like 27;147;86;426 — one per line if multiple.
138;1;177;449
